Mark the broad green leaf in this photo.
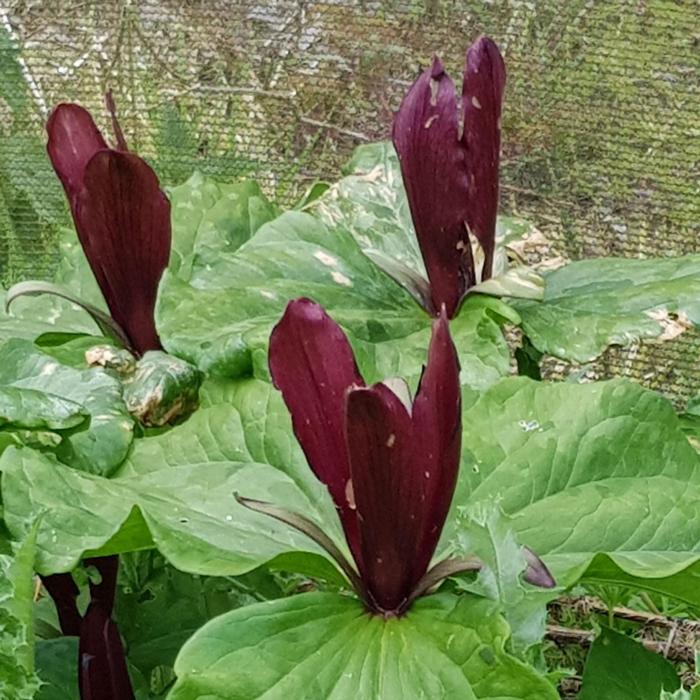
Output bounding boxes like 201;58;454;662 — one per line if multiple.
156;210;514;386
515;257;700;362
167;172;279;279
35;638;79;700
0;390;336;577
0;339;134;476
169;592;556;700
0;386;87;430
6;280;131;349
580;627;680;699
157;141;526;385
0;228;109;345
0;525;41;699
313;141;541;300
457;377;700;604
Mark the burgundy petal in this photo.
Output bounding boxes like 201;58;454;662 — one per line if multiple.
268;298;365;559
74;150;171;354
79;606;134;700
41;572;82;636
408;311;462;585
462;36;506;280
393;57;474;318
46;103;108;203
345;382;416;613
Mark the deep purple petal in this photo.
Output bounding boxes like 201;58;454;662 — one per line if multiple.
41;572;82;636
74;150;171;354
268;298;365;560
79;606;134;700
345;382;416;613
46;103;108;204
462;36;506;280
409;311;461;584
392;57;474;318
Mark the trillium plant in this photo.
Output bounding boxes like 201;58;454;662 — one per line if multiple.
240;298;554;618
1;34;700;700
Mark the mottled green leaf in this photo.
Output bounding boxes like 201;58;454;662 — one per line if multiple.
169;593;556;700
515;257;700;362
0;390;335;577
167;172;279;279
0;385;87;430
0;339;134;476
157;211;514;387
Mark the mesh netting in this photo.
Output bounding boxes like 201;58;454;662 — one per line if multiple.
0;0;698;402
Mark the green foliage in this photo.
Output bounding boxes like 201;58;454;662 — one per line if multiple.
0;526;41;699
580;627;680;699
453;505;558;654
0;339;134;475
516;257;700;362
169;593;557;700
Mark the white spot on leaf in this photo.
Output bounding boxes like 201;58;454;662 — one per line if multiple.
313;251;338;267
331;271;352;286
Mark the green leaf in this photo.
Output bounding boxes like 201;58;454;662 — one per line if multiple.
515;257;700;362
167;172;279;279
35;638;79;700
0;385;87;430
169;592;556;700
117;553;283;687
0;525;41;699
580;627;680;699
0;339;134;476
0;390;335;576
313;141;541;302
157;141;523;386
457;377;700;604
6;281;131;349
453;505;558;654
157;210;513;387
0;228;107;344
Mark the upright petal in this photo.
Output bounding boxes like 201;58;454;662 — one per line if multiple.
393;58;474;318
462;36;506;280
269;298;365;558
409;311;461;584
345;383;416;613
46;103;108;203
74;150;171;354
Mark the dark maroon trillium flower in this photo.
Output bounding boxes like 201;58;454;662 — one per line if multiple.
46;96;171;356
40;96;169;700
238;299;554;616
392;35;506;319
